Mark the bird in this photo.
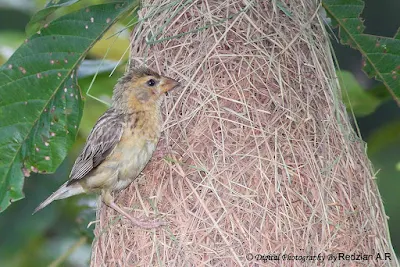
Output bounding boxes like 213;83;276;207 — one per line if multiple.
33;67;180;228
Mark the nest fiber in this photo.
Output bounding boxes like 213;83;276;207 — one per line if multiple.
91;0;396;266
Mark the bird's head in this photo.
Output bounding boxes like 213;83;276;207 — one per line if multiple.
112;67;180;111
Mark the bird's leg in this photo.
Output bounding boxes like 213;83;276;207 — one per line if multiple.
101;191;166;229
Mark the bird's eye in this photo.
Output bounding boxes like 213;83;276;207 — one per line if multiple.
147;79;156;87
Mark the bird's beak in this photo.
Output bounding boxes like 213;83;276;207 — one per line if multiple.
161;77;180;93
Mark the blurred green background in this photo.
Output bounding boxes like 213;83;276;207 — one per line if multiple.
0;0;399;266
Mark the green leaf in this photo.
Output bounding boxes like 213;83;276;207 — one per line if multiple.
25;0;80;36
323;0;400;104
394;27;400;40
337;70;382;117
0;0;137;212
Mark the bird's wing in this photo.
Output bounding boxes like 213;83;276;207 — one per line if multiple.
67;109;125;184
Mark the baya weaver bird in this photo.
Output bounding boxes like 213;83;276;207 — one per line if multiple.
34;67;180;228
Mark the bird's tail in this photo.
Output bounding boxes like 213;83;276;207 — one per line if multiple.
33;181;85;214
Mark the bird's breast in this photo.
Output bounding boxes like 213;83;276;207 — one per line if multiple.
112;141;157;191
112;118;160;190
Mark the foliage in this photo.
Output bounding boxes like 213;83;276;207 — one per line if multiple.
338;70;383;116
323;0;400;104
25;0;80;36
0;0;137;212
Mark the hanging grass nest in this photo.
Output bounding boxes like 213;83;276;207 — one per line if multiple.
91;0;396;265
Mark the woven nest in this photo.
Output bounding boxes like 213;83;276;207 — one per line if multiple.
91;0;396;266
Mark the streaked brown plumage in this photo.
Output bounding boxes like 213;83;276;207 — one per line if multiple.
34;67;180;228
